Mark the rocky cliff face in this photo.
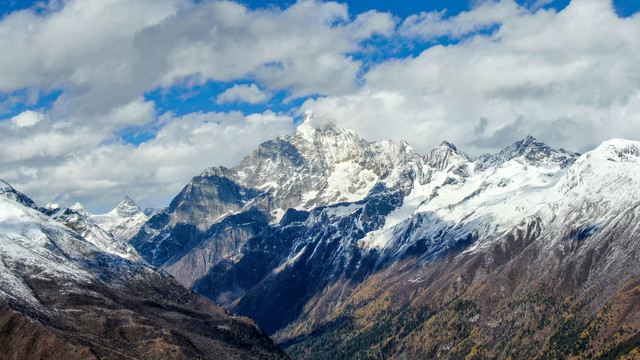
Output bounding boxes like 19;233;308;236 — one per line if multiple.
0;180;288;360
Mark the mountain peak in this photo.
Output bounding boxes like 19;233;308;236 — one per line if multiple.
0;179;11;190
0;179;14;197
69;202;91;217
89;196;149;242
500;136;560;162
479;136;578;170
438;140;458;151
513;135;540;150
520;134;540;147
592;139;640;163
113;196;142;218
0;180;38;209
45;202;61;210
303;109;314;122
294;111;343;141
426;140;468;170
200;166;229;178
119;195;135;204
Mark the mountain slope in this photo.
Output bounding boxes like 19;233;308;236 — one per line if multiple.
280;139;640;359
127;115;640;359
0;180;288;359
204;134;582;337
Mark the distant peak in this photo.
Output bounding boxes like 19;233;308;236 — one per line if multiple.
519;135;540;147
69;202;90;217
45;202;61;210
118;196;137;206
303;109;314;122
200;166;228;178
294;111;340;140
0;180;39;209
438;140;458;151
426;140;468;170
0;180;16;198
506;136;548;155
113;196;142;218
496;136;578;167
302;113;336;129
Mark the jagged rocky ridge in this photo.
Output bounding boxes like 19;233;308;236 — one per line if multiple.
44;196;150;243
130;116;640;359
0;180;288;359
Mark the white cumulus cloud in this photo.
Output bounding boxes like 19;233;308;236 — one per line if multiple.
216;84;270;104
0;0;394;210
11;110;45;128
303;0;640;155
400;0;523;40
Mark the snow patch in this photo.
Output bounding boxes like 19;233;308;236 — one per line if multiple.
325;161;378;203
273;245;307;274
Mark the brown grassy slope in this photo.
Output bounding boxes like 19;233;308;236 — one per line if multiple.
280;217;640;359
1;270;289;360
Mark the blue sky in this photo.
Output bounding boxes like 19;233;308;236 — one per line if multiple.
1;0;639;212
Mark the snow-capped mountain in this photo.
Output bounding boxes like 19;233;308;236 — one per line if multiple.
358;135;579;258
128;119;640;358
279;138;640;359
193;131;586;334
0;180;144;308
69;201;90;216
1;179;39;209
90;196;149;242
131;113;419;287
171;111;417;229
0;180;287;359
42;196;149;244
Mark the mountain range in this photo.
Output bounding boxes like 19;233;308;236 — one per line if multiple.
126;114;640;358
3;113;640;359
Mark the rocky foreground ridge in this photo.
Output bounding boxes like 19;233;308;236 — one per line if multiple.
0;180;288;359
